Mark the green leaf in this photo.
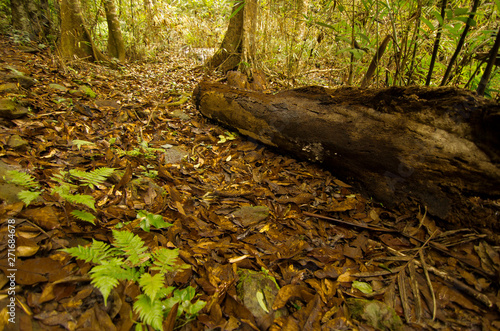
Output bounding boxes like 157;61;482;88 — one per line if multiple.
432;10;444;26
229;2;245;19
133;294;164;330
185;300;206;316
352;280;373;294
314;21;336;30
71;210;96;225
176;286;195;302
17;190;41;206
420;17;435;31
72;139;96;150
137;211;172;232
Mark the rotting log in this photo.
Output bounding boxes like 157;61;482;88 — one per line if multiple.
193;82;500;239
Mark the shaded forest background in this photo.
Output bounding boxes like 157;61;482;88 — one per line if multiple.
1;0;499;98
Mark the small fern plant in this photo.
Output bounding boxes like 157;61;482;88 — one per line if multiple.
62;229;205;330
4;167;115;225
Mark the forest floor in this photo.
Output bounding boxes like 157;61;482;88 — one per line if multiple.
0;35;499;331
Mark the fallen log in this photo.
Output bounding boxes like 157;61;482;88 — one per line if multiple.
193;82;500;238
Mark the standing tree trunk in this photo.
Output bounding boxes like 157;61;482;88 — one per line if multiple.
426;0;447;85
207;0;257;74
10;0;53;41
477;26;500;96
440;0;480;86
294;0;309;41
103;0;126;61
60;0;107;62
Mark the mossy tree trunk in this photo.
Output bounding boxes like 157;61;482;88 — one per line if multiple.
10;0;54;41
60;0;107;62
207;0;257;74
103;0;126;61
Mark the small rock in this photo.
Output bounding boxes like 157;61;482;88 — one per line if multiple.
5;66;36;88
0;83;19;93
13;75;36;88
0;98;28;119
7;134;29;149
49;83;69;92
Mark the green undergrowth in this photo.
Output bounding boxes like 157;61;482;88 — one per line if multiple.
62;227;205;330
4;167;115;225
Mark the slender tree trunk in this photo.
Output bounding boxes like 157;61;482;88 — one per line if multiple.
406;0;422;85
294;0;309;40
360;35;392;88
103;0;126;61
426;0;447;86
208;0;258;74
440;0;481;86
477;26;500;96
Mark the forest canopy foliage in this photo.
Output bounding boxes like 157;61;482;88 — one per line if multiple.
1;0;499;98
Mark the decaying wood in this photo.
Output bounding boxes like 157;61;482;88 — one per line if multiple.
193;81;500;238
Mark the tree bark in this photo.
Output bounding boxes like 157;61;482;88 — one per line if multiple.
103;0;126;61
207;0;257;73
10;0;53;41
60;0;108;62
194;82;500;238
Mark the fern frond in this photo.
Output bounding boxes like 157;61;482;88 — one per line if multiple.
5;170;39;189
112;230;149;266
71;210;96;225
133;294;164;331
69;167;115;189
62;239;117;263
138;273;165;302
17;190;41;206
151;248;183;273
91;274;119;306
61;193;96;211
50;171;73;185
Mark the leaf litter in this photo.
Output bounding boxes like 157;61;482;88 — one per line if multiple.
0;36;499;330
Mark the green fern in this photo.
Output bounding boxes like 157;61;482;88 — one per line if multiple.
112;230;150;267
62;239;117;264
69;167;115;189
5;170;40;189
133;294;164;330
17;190;41;206
71;210;96;224
138;273;167;302
151;248;185;273
62;228;205;330
51;184;96;211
